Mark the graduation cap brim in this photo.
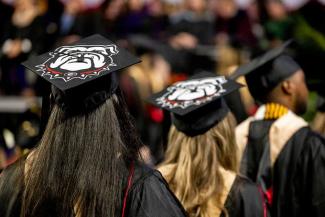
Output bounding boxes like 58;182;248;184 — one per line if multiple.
148;71;243;116
128;34;164;53
22;34;141;91
230;40;292;80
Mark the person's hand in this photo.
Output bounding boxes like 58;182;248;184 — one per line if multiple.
6;39;23;59
65;0;84;15
170;32;198;50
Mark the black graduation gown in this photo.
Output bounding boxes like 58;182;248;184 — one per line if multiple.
237;111;325;217
223;175;266;217
0;158;187;217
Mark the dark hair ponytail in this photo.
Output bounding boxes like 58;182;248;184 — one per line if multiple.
22;92;142;217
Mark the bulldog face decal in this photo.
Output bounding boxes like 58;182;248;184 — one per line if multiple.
36;45;119;82
156;76;227;109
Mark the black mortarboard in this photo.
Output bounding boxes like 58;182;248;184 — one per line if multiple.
148;72;242;137
230;41;301;101
22;34;140;113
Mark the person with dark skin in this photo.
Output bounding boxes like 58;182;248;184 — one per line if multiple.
260;69;308;115
234;42;325;217
0;35;187;217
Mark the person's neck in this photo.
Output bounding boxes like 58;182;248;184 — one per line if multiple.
262;101;290;120
266;97;293;112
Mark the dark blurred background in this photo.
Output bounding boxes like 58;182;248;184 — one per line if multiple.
0;0;325;168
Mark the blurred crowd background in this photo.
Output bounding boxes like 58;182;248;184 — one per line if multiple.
1;0;325;168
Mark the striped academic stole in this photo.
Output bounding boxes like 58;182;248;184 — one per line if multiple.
263;103;289;120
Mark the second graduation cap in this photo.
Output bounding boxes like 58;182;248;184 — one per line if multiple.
230;41;302;101
148;72;242;137
22;34;140;113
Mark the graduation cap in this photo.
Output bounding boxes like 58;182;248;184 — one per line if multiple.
148;72;242;137
230;41;302;101
22;34;140;114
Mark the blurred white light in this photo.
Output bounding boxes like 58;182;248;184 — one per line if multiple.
281;0;308;10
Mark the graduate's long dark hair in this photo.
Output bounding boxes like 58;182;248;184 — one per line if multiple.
21;89;142;217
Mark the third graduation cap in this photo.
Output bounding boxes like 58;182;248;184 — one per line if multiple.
148;72;242;137
22;34;140;112
231;40;301;91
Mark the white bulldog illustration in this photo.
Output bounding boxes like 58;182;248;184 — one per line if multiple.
157;77;227;109
36;45;119;82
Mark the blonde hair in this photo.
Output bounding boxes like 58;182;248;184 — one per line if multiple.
159;112;237;217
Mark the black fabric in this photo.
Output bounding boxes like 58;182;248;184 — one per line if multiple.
240;120;325;217
50;73;119;114
125;163;187;217
224;89;248;124
240;120;274;194
272;128;325;217
223;175;265;217
0;159;187;217
245;55;301;100
171;99;229;137
246;55;300;90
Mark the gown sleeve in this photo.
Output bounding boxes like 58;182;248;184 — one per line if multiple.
225;176;267;217
126;169;187;217
0;159;24;217
310;136;325;216
294;131;325;217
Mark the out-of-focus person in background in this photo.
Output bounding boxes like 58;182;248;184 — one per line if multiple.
263;0;294;44
211;0;257;48
59;0;83;38
0;0;46;169
59;0;106;43
169;0;215;46
144;0;170;40
102;0;127;41
118;0;149;37
0;0;47;96
0;98;41;171
151;73;266;217
167;0;216;74
120;49;172;164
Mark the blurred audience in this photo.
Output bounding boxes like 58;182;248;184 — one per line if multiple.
1;0;46;95
0;0;325;168
212;0;257;47
169;0;214;46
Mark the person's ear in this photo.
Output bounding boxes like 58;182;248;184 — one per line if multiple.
281;80;294;95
